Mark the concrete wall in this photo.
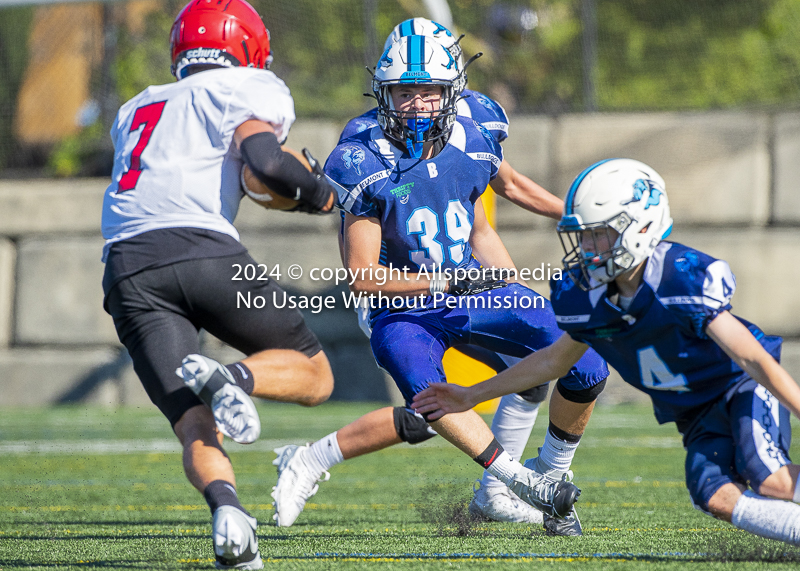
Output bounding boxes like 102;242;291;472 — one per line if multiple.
2;110;800;406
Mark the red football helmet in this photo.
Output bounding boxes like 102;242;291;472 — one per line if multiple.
170;0;272;79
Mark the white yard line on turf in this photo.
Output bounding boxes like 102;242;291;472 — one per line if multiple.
0;435;681;455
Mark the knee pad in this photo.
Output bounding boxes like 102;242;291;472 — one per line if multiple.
393;407;437;444
556;378;607;404
517;383;549;404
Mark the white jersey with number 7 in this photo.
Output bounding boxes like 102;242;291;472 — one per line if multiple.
101;66;295;261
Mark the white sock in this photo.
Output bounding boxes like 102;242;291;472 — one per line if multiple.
481;394;540;490
304;432;344;477
485;450;522;486
731;490;800;546
539;427;580;473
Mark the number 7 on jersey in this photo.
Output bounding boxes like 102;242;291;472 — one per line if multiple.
117;101;167;192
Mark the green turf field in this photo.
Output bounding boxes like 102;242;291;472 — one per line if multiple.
1;402;799;570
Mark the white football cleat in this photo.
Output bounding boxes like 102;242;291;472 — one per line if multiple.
178;354;261;444
271;444;330;527
507;463;580;519
543;508;583;536
468;480;544;524
212;506;263;569
525;456;583;536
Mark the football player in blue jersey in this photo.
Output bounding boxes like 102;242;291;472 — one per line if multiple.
271;19;596;533
271;33;611;532
413;158;800;547
338;17;561;216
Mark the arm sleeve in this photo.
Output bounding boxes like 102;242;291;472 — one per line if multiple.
240;132;332;210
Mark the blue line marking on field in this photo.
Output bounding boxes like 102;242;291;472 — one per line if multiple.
259;551;725;561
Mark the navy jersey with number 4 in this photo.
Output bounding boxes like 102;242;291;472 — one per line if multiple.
325;116;502;273
550;242;782;425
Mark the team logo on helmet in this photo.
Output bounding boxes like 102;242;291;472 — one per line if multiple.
378;47;393;70
623;178;663;210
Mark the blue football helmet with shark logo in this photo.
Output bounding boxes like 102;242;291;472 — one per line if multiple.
373;35;463;158
557;158;674;288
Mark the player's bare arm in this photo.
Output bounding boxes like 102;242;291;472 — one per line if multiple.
490;160;563;220
234;119;335;213
468;198;523;285
413;333;588;420
233;118;276;146
344;212;438;296
707;311;800;419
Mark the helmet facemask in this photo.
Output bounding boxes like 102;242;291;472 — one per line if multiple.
374;80;459;158
558;212;637;290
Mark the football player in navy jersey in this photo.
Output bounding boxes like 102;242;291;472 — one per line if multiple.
413;158;800;546
101;1;336;567
273;33;610;532
337;17;561;216
271;19;596;533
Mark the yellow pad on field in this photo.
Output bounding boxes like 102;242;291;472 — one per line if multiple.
481;185;496;228
442;347;500;414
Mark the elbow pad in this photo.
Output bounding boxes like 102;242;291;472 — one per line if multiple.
240;131;333;211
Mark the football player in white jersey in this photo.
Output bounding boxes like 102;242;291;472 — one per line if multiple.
101;1;336;568
271;18;599;536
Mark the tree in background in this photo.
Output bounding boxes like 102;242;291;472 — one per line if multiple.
0;7;33;172
2;0;800;176
598;0;800;109
455;0;800;112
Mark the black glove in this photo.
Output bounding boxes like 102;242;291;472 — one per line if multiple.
448;268;510;296
288;148;336;214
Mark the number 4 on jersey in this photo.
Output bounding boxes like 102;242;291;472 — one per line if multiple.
118;101;167;192
638;346;690;392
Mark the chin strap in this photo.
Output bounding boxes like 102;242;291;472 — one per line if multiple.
405;117;431;158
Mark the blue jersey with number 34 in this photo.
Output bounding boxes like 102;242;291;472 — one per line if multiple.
550;242;782;424
325;116;502;273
